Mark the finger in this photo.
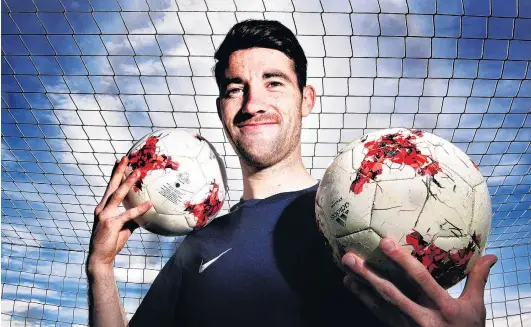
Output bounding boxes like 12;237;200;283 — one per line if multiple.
117;158;127;183
94;159;120;217
379;238;452;306
344;274;416;327
344;274;380;311
460;254;498;302
116;220;140;249
342;253;427;324
106;169;142;208
99;156;129;208
117;201;152;225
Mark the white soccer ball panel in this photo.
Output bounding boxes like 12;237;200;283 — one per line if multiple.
145;157;207;215
315;198;334;243
198;150;226;189
317;152;374;238
133;205;161;232
157;129;203;159
195;138;218;164
471;181;492;250
370;179;428;243
335;229;382;267
337;137;363;156
195;136;229;192
351;141;368;172
413;172;473;238
433;236;474;253
332;183;375;238
375;162;417;181
143;212;194;236
431;135;484;188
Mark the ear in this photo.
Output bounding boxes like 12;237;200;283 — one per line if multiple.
301;85;316;118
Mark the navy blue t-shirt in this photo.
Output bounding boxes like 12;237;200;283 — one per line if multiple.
129;184;384;326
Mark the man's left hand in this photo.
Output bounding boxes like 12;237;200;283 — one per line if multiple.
342;238;498;327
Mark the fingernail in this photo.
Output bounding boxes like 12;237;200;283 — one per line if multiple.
381;238;395;253
342;255;356;269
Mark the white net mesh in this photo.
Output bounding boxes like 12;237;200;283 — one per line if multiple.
1;0;530;326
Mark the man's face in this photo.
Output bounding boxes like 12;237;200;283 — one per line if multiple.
217;47;314;168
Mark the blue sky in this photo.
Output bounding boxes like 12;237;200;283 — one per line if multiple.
1;0;531;325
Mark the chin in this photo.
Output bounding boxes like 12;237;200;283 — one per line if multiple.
237;142;284;168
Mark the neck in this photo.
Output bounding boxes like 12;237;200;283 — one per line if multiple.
240;147;317;200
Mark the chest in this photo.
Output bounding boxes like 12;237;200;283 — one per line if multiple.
176;230;306;327
174;204;382;326
191;229;292;296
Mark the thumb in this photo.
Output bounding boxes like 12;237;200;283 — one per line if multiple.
461;254;498;301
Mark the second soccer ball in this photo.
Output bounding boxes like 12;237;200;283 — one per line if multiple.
316;128;492;289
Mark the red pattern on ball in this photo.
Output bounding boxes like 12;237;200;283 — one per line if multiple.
184;182;224;229
128;136;180;192
351;130;441;194
406;231;481;288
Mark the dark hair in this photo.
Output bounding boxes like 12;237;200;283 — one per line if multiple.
214;20;307;93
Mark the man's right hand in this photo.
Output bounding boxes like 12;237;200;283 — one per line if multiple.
87;156;152;273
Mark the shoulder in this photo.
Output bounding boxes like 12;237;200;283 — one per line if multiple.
177;209;241;256
279;187;318;218
188;208;241;238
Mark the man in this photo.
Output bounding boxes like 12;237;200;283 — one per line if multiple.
87;20;497;327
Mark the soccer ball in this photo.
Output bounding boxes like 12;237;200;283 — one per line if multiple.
122;129;228;236
316;128;492;289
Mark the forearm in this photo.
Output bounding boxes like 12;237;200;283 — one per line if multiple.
87;264;128;327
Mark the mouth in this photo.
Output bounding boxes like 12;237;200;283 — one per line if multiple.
238;122;279;130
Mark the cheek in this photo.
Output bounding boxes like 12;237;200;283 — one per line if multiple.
221;103;239;124
280;99;302;124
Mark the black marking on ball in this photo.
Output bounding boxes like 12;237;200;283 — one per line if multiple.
432;177;443;188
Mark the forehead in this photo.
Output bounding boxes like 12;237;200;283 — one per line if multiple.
225;48;295;78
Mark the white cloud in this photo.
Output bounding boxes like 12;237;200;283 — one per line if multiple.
150;12;184;34
102;35;134;55
117;62;140;75
95;95;125;111
135;57;166;75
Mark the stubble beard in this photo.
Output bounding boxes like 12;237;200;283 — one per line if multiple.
234;119;302;170
235;134;286;169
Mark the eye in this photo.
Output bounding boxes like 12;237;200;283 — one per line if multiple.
225;87;243;97
268;81;283;88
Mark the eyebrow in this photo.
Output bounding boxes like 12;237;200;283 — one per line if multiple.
224;77;243;86
222;70;292;90
263;70;291;82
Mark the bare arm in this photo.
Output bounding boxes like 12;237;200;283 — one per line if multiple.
87;264;128;327
86;157;152;327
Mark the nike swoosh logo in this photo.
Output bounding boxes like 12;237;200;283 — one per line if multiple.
199;248;232;273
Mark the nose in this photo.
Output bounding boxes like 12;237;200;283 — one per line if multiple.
242;85;267;115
